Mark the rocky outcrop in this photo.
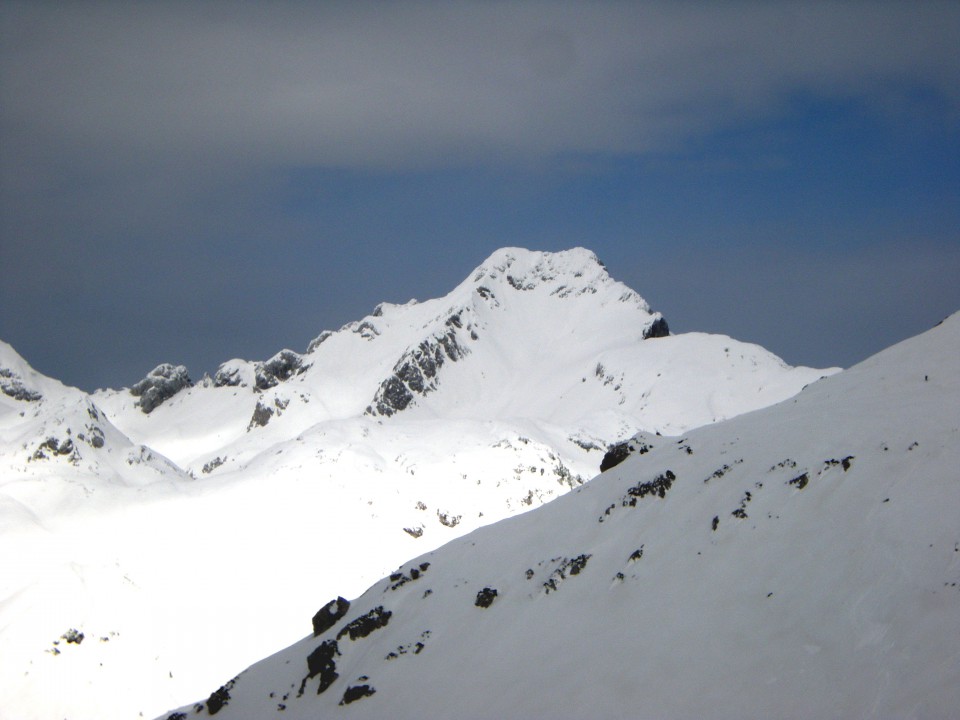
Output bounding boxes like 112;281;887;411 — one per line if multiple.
313;597;351;637
642;315;670;339
130;364;192;414
0;368;42;402
213;350;306;390
254;350;304;390
366;326;469;417
600;439;651;472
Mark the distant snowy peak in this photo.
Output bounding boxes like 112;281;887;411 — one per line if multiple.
470;247;629;299
0;339;77;404
359;247;668;418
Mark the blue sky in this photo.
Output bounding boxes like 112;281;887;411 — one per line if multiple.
1;1;958;391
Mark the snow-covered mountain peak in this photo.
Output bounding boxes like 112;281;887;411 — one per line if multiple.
0;339;79;405
466;246;648;307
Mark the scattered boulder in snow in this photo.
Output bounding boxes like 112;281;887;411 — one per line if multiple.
788;472;810;490
339;683;375;705
312;597;351;637
31;437;75;461
437;510;461;528
130;364;192;414
336;606;392;641
543;554;592;594
61;628;84;644
201;456;226;474
600;439;651;472
474;587;499;608
622;471;676;505
205;678;236;715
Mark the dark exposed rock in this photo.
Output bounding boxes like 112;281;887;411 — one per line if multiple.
165;714;187;720
404;526;424;538
130;364;192;414
313;597;350;636
61;628;84;644
31;437;77;462
306;639;340;694
353;321;380;340
731;489;754;518
600;440;651;472
475;587;499;608
642;316;670;339
0;368;42;401
824;456;855;471
389;562;430;591
306;330;333;354
788;473;809;490
437;510;461;528
255;350;304;390
213;364;245;387
247;400;273;430
336;606;392;641
543;554;592;593
206;684;231;715
340;684;376;705
366;329;468;417
622;471;675;505
202;456;226;474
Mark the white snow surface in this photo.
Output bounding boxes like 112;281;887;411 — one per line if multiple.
164;311;960;720
0;248;837;720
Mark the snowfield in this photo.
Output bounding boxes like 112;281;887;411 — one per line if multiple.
1;248;842;719
163;310;960;720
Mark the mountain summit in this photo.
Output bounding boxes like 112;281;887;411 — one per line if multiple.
0;248;836;720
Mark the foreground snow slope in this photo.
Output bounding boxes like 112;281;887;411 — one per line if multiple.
0;248;835;720
164;312;960;720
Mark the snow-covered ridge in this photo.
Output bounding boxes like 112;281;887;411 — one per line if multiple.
162;311;960;720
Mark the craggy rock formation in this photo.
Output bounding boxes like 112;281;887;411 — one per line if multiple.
366;325;469;417
313;597;351;637
336;607;392;641
254;350;304;390
0;368;42;402
305;640;340;694
130;364;192;414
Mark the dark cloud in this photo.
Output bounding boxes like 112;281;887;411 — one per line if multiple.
3;1;957;175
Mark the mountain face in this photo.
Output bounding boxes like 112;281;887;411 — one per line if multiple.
162;312;960;720
0;248;835;720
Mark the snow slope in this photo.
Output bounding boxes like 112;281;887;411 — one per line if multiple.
0;248;835;720
162;312;960;720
